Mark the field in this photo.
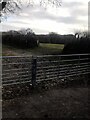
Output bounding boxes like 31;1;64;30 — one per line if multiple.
2;84;90;119
2;43;64;56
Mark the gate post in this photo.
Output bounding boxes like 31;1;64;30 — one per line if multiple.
31;56;37;88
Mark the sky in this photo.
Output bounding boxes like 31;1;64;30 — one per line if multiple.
0;0;90;34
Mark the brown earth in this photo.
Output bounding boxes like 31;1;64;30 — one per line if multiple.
2;84;90;119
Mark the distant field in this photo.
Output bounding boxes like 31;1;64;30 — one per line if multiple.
2;43;64;56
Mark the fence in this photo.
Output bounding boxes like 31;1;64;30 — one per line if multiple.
1;54;90;87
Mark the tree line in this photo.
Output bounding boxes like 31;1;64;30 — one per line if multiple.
2;30;38;48
2;29;90;54
2;30;76;48
36;33;76;44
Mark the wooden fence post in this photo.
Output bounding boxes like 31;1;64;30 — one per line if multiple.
31;56;37;88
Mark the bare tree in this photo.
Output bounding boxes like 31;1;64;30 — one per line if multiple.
0;0;61;13
0;0;61;22
0;1;6;11
74;30;88;39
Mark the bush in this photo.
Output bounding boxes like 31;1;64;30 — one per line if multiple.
2;30;38;48
62;37;90;54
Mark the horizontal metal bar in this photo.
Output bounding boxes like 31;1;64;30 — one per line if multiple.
3;62;32;66
40;65;89;73
37;65;90;73
36;76;58;82
60;62;90;67
2;80;31;86
59;70;90;76
36;53;90;58
2;67;31;72
2;72;90;86
38;61;90;66
37;70;90;79
60;69;89;74
37;65;59;70
58;58;89;62
37;59;90;67
1;53;90;59
2;76;31;83
61;72;90;78
1;55;32;59
3;58;89;66
36;72;90;82
37;63;90;70
2;70;31;77
36;70;58;75
37;67;90;77
2;77;31;83
2;74;31;80
36;68;90;77
59;65;90;71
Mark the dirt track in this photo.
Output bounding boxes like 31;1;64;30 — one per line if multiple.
2;85;90;119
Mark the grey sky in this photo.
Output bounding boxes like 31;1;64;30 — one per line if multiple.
0;0;89;34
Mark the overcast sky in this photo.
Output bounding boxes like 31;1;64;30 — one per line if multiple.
0;0;90;34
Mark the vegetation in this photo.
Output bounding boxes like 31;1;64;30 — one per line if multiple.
62;32;90;54
0;0;61;22
36;33;75;44
2;29;38;49
2;43;64;56
2;29;90;56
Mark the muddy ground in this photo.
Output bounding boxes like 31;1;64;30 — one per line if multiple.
2;83;90;119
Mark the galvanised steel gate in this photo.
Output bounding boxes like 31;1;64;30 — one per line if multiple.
1;54;90;86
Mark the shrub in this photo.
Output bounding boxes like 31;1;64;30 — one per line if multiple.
2;30;38;48
62;37;90;54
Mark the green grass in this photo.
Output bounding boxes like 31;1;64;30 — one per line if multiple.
2;43;64;56
40;43;64;49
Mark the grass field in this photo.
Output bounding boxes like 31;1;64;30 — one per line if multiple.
2;43;64;56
